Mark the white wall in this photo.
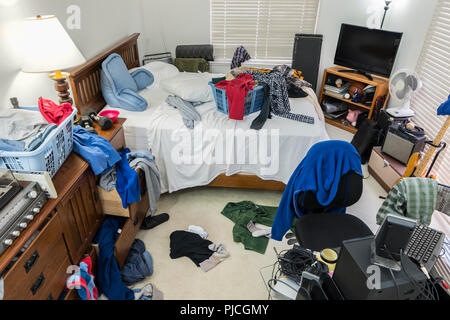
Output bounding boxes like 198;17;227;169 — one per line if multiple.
315;0;438;97
140;0;210;56
0;0;439;108
0;0;143;108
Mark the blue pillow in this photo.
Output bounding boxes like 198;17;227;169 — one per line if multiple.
131;69;154;90
100;54;154;112
103;53;138;92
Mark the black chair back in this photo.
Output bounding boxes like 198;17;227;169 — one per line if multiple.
297;171;363;214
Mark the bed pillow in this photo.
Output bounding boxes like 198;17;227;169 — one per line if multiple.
160;72;214;103
133;61;180;85
130;69;154;90
102;53;138;92
101;54;151;111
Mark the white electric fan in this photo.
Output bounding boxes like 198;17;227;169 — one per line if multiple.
387;69;422;118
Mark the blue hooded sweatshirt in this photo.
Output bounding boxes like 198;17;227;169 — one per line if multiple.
271;140;362;241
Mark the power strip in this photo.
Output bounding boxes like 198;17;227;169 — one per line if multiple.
11;170;57;199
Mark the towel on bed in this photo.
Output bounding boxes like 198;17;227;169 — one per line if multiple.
271;140;362;241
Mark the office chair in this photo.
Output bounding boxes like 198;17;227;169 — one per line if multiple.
293;171;374;252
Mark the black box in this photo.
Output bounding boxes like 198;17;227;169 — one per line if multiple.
332;236;426;300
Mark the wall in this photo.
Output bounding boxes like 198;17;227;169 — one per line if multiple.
315;0;439;98
0;0;440;107
140;0;210;56
0;0;143;108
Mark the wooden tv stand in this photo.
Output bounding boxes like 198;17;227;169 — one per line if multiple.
319;66;390;134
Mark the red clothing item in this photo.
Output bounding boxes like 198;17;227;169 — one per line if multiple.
215;74;254;120
38;97;73;125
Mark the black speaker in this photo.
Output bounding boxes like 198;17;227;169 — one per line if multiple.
292;34;323;91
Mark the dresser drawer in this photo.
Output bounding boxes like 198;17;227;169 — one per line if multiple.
114;199;147;269
45;256;72;300
2;213;70;300
97;169;149;220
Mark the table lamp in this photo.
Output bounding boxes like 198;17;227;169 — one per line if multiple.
21;15;86;105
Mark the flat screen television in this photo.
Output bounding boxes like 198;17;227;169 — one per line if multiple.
334;24;403;78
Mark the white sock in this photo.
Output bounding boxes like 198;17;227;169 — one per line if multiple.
187;225;208;239
208;243;229;259
247;221;271;238
252;228;272;238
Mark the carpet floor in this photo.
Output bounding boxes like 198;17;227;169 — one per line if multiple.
132;169;386;300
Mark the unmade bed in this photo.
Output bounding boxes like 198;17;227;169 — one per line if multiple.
69;33;329;193
103;83;329;193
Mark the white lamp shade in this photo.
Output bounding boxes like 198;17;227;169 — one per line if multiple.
21;15;86;73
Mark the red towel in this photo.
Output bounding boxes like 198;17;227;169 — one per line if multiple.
215;74;254;120
38;97;73;125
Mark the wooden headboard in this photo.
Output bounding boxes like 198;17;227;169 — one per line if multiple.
69;33;141;115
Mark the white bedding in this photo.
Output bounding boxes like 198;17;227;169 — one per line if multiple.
104;76;329;193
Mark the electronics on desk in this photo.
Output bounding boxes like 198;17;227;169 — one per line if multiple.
405;224;445;273
372;214;445;273
0;170;47;256
11;170;57;199
382;123;427;165
0;169;22;211
332;214;445;300
372;215;417;271
333;236;427;300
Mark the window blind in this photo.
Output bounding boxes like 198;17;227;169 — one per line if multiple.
410;0;450;184
211;0;320;60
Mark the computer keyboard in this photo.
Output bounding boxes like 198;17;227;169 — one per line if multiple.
405;224;445;272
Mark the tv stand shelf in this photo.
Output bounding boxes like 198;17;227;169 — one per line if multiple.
319;66;390;134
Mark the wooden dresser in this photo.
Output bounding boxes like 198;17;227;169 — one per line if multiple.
0;118;147;300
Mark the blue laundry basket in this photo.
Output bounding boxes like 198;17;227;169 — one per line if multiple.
0;107;77;178
209;82;264;117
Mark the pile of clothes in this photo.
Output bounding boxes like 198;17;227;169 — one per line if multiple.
90;217;163;300
213;59;315;130
73;123;161;216
0;98;72;152
221;201;280;254
170;225;229;272
98;149;161;215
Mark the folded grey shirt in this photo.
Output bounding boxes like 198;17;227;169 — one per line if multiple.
0;110;49;147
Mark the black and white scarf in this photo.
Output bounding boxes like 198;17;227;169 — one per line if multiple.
246;70;314;125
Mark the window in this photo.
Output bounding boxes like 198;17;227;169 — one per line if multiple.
410;0;450;184
211;0;320;60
